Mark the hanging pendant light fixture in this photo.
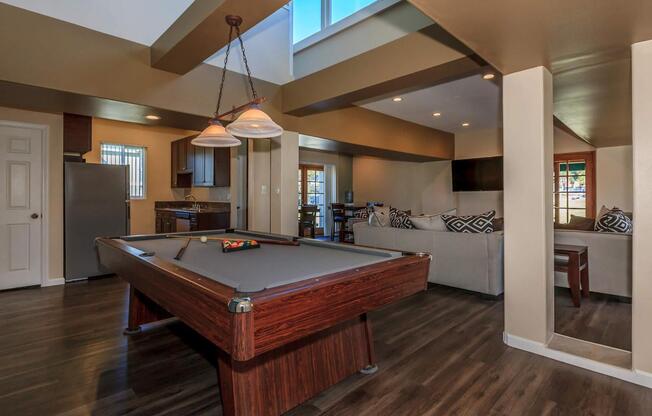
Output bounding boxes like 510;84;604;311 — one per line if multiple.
193;15;282;147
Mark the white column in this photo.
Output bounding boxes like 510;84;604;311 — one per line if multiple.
632;39;652;373
503;66;554;345
271;131;299;236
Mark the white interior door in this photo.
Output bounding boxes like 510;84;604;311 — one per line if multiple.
0;123;43;290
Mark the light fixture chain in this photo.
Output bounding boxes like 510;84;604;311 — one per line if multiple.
215;24;235;117
236;26;258;100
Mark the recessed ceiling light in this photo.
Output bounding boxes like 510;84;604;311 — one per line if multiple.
432;112;441;117
145;115;161;120
482;73;495;80
392;97;403;102
462;122;470;127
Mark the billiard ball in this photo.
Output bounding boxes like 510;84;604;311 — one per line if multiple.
200;236;208;243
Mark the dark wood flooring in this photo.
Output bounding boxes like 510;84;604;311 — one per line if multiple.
555;288;632;351
1;277;650;415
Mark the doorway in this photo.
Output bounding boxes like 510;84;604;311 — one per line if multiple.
298;164;325;235
0;121;47;290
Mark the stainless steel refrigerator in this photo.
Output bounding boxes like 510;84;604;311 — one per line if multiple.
64;162;130;281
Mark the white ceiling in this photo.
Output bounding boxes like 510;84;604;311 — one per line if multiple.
358;74;501;133
0;0;194;46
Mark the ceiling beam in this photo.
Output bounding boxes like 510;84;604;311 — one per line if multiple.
283;107;454;160
150;0;288;75
299;136;445;163
0;81;208;131
282;24;488;117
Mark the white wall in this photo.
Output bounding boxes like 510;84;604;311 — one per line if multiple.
205;7;292;85
293;1;432;79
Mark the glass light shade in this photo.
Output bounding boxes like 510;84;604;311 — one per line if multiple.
225;106;283;138
192;120;241;147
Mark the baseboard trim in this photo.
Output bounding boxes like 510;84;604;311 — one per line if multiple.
41;277;65;287
504;332;652;389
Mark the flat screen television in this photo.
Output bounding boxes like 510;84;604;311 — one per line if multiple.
452;156;503;192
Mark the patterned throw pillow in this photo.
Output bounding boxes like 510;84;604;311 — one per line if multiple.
373;206;391;227
595;208;633;233
354;207;370;219
390;208;414;229
441;210;495;233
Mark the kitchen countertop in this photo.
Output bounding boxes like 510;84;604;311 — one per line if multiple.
155;207;228;214
155;201;230;214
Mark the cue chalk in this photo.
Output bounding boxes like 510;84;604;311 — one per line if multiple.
174;238;192;260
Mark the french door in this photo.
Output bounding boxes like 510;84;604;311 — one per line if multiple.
553;152;595;224
298;164;325;234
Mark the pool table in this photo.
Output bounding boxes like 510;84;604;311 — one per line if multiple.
96;230;430;416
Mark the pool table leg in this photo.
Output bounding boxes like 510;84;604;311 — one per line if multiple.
216;315;375;416
124;286;172;335
360;313;378;374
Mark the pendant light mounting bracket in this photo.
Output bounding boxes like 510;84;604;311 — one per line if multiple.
225;15;243;27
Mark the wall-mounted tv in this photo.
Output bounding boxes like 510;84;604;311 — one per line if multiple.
452;156;503;192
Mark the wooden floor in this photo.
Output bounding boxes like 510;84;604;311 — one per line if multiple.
1;278;650;416
555;288;632;351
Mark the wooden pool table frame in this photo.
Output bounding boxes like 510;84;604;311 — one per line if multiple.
96;233;430;416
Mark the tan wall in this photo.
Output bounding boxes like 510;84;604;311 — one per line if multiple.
452;127;633;217
596;146;633;212
352;156;453;215
85;118;236;235
271;132;299;236
503;66;555;344
554;127;594;153
454;128;503;216
632;38;652;373
248;140;271;232
454;127;503;160
299;148;353;203
0;106;63;282
0;4;454;162
0;3;282;121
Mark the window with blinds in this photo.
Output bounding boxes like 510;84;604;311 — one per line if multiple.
100;143;146;199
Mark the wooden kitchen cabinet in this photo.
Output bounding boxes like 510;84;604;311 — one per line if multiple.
155;209;230;233
171;135;230;188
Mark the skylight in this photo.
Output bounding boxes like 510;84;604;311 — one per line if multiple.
292;0;378;44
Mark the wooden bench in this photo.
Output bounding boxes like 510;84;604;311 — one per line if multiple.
554;244;589;307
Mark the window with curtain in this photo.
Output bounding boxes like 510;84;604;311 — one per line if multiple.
292;0;379;43
100;143;146;199
554;152;595;224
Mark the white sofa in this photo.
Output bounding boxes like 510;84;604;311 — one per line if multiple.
554;230;632;298
353;223;504;296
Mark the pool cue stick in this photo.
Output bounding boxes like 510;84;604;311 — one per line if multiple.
166;235;300;246
174;238;192;260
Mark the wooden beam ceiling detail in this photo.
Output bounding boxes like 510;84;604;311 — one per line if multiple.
283;107;454;160
150;0;288;75
282;25;487;117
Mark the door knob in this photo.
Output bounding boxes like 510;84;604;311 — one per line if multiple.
31;213;39;219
